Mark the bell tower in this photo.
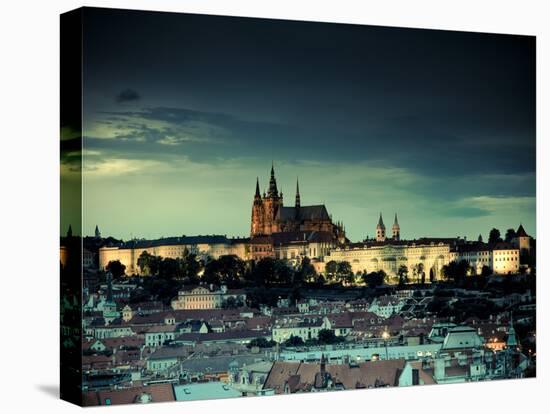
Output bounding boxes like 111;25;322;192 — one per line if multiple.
376;213;386;242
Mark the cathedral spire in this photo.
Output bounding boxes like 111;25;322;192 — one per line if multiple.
255;177;261;198
295;178;301;208
267;162;279;197
377;213;385;229
392;213;400;241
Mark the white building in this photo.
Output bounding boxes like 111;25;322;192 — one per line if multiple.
272;316;332;343
368;295;404;317
451;242;520;275
328;239;452;280
171;285;246;310
99;235;248;275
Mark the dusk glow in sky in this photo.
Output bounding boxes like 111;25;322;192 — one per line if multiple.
73;8;535;241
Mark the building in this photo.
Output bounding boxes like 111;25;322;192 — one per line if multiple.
99;235;248;275
250;164;345;243
229;361;274;396
451;241;520;275
368;296;404;318
144;324;177;347
171;285;247;310
83;384;176;406
272;316;331;343
263;358;433;394
512;224;532;256
174;382;242;401
328;239;451;279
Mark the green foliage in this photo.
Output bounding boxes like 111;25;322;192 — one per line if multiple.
504;228;516;243
363;270;386;288
137;250;202;281
249;257;294;286
203;255;245;287
247;337;276;349
397;265;409;286
246;287;280;308
325;260;338;280
317;329;345;345
284;335;305;347
442;260;472;284
297;257;317;283
412;263;425;284
106;260;126;279
489;228;503;244
325;261;353;284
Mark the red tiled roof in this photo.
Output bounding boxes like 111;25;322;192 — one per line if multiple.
83;384;175;406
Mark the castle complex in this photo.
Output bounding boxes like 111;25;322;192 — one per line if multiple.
95;164;532;279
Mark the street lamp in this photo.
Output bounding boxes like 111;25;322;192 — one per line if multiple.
382;329;390;360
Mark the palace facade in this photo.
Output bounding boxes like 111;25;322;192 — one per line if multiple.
328;216;525;279
329;239;452;280
99;236;248;275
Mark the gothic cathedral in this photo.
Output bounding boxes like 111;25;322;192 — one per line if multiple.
250;164;346;243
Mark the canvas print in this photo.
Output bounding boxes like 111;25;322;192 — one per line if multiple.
60;7;536;407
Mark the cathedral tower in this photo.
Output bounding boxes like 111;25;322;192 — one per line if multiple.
295;178;301;209
392;213;400;241
250;177;265;236
376;213;386;242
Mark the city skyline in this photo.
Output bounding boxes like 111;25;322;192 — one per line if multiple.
63;8;535;241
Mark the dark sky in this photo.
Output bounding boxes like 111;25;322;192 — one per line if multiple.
76;7;536;241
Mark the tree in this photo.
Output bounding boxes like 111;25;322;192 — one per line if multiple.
429;268;435;283
336;261;353;284
442;260;471;284
284;335;304;347
481;265;492;277
297;257;317;283
505;228;517;243
317;329;345;345
415;263;425;284
251;257;275;286
247;337;275;349
488;228;503;244
246;287;279;308
181;252;201;281
203;255;245;287
325;260;338;281
106;260;126;279
397;265;409;286
158;258;181;279
137;251;152;275
273;260;293;285
363;270;386;289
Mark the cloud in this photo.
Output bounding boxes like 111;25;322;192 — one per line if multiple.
115;88;140;103
440;206;491;218
84;157;163;177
